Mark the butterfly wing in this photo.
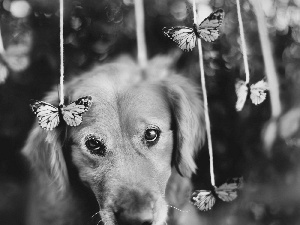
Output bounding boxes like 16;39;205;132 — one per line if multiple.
162;26;197;51
215;177;243;202
235;80;248;111
62;96;92;127
191;190;216;211
250;80;268;105
30;100;60;130
196;9;225;42
215;189;237;202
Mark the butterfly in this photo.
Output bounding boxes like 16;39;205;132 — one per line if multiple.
250;80;268;105
30;96;92;130
235;79;268;111
162;9;225;51
235;80;248;111
191;177;243;211
191;190;216;211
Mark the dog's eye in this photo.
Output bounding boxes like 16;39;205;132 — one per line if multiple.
144;127;160;145
85;137;106;156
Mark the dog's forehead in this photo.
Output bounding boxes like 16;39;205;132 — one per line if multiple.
68;65;170;115
90;81;171;124
66;63;143;99
70;70;172;136
119;84;171;125
118;84;169;114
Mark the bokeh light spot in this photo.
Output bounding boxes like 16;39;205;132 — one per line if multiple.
10;1;31;18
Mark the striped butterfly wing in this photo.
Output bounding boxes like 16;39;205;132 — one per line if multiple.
215;177;243;202
191;190;216;211
196;9;225;42
235;80;248;111
162;26;197;51
215;189;238;202
62;96;92;127
250;80;268;105
30;100;60;130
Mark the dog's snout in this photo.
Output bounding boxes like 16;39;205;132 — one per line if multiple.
116;208;153;225
114;189;155;225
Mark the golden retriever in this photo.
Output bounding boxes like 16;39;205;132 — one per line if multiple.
22;55;205;225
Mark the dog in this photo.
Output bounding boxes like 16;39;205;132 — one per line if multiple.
22;55;205;225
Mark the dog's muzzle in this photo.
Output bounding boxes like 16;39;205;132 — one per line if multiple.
114;188;155;225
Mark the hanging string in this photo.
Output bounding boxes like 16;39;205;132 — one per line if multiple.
250;0;281;118
0;25;4;54
59;0;64;106
236;0;250;84
192;0;215;187
0;24;8;84
134;0;148;72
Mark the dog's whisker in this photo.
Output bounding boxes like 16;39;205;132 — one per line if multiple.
91;211;100;218
166;205;190;213
97;219;103;225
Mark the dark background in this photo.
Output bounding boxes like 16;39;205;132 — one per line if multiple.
0;0;300;224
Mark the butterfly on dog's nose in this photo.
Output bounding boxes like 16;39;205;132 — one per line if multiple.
162;9;225;52
30;96;92;130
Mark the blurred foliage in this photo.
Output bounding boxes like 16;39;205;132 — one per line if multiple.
0;0;300;224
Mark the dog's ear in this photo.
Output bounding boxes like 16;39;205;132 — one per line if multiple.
22;121;69;196
163;75;205;178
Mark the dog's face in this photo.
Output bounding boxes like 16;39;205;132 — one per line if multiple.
69;79;173;224
23;58;205;225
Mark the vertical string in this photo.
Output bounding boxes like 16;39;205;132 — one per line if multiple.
134;0;147;71
0;25;4;54
251;0;281;118
236;0;250;84
59;0;64;106
192;0;215;187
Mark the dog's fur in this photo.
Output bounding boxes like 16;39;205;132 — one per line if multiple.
22;56;205;225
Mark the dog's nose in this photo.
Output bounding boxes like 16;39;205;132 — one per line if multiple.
116;208;153;225
114;189;155;225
